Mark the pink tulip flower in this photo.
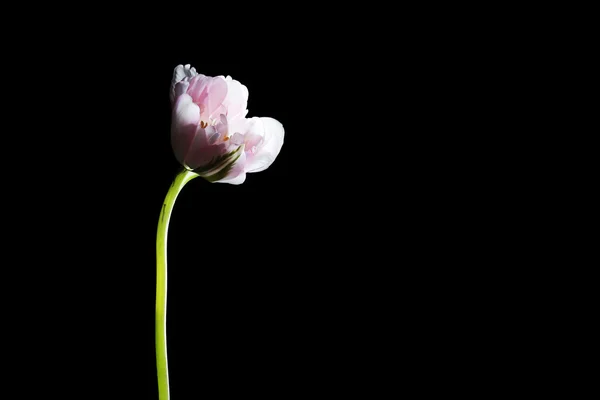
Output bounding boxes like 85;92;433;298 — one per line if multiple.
170;64;284;184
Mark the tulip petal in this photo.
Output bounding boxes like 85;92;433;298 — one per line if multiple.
222;77;249;121
186;74;207;101
184;126;227;170
197;144;245;183
206;78;228;120
170;64;197;103
171;94;200;167
230;132;244;146
174;81;189;99
246;117;284;173
173;64;197;83
227;116;249;137
217;172;246;185
215;150;247;185
187;75;228;121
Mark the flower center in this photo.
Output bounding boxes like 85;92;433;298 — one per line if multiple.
200;116;231;144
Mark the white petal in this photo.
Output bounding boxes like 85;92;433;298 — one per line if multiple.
172;94;200;127
217;172;246;185
170;64;198;103
223;78;249;121
246;117;284;173
228;116;250;136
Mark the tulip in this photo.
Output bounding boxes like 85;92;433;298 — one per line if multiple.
156;65;284;400
170;64;284;184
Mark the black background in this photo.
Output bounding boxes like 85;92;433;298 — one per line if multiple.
13;24;368;398
6;10;472;398
147;51;300;398
85;43;307;398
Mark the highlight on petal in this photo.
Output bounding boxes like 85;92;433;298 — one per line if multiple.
217;172;246;185
222;77;249;121
170;64;197;103
245;117;285;173
171;94;200;167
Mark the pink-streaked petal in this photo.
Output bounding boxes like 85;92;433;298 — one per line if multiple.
171;94;200;166
187;75;228;121
186;74;209;106
246;117;284;173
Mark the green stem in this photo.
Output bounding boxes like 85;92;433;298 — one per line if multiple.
156;169;198;400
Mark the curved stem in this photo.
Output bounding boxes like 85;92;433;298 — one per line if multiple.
156;169;198;400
